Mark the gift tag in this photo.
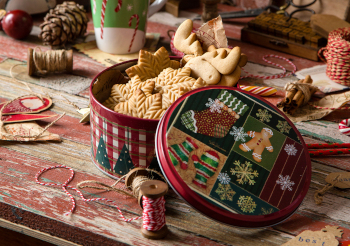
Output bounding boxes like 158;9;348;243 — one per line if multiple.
281;226;342;246
2;114;57;124
325;172;350;189
0;96;52;115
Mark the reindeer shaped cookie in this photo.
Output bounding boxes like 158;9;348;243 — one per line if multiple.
173;19;248;87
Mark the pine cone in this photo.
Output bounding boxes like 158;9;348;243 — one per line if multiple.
39;1;88;46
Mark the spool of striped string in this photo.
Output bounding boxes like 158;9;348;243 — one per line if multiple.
318;27;350;86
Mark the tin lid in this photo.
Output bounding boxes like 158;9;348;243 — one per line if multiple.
156;86;311;228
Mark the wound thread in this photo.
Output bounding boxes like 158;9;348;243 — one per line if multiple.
142;196;166;231
29;47;73;76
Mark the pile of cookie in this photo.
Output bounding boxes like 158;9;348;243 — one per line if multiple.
102;19;247;120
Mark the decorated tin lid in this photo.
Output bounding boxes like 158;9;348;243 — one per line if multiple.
156;86;311;228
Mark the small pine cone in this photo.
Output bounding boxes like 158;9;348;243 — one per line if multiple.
54;1;88;39
39;1;88;46
39;15;68;46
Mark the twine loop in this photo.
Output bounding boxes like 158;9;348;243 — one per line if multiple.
314;175;340;205
318;27;350;86
77;168;167;199
284;81;318;105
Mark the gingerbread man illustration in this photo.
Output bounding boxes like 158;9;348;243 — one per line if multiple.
239;128;274;163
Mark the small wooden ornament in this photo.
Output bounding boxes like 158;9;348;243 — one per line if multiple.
27;48;73;76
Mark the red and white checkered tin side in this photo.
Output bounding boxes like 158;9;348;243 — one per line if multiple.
89;61;159;179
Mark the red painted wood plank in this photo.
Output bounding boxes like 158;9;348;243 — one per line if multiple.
0;147;238;245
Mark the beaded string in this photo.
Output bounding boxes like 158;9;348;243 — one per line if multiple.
36;165;167;231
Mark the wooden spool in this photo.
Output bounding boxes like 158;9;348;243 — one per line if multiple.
27;48;73;76
125;167;169;239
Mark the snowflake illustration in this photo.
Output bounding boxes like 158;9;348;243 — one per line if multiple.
284;144;297;156
276;174;295;191
230;160;258;185
215;183;236;201
205;98;223;113
256;109;272;123
277;120;292;134
237;196;256;213
218;172;231;184
261;207;274;215
230;126;248;142
127;4;133;11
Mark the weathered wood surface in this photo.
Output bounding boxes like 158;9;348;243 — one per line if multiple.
1;11;350;246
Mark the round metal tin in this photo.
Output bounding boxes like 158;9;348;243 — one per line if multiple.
156;86;311;228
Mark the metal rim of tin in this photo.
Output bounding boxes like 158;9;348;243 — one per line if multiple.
155;86;312;228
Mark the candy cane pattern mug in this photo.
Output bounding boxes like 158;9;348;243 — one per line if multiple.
91;0;166;54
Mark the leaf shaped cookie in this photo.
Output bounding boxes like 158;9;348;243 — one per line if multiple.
129;75;155;98
102;96;118;110
110;83;130;103
143;93;164;119
125;47;180;81
162;87;187;109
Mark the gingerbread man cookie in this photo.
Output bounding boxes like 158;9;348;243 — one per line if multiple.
239;128;273;163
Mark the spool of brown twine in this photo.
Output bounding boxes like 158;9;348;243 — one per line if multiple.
318;27;350;86
27;48;73;76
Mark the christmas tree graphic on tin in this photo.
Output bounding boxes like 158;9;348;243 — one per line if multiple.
181;90;249;138
96;135;111;171
114;144;134;175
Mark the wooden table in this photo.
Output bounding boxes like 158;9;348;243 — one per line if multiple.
1;5;350;246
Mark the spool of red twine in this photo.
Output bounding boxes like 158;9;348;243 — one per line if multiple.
318;27;350;86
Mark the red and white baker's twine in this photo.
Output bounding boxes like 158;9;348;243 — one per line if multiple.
35;165;167;231
318;27;350;86
35;166;140;220
240;54;297;80
142;196;166;231
128;14;140;52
